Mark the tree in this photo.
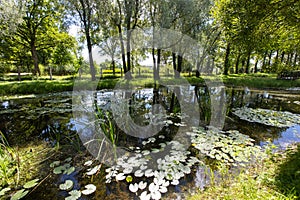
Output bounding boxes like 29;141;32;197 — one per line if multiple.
65;0;100;81
0;0;24;37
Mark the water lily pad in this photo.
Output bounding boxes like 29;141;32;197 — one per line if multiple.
145;169;154;177
50;161;60;168
0;188;10;196
129;183;139;193
23;179;39;189
53;165;66;174
116;173;126;181
140;191;151;200
138;181;147;190
10;189;29;200
65;190;81;200
64;167;75;175
64;157;72;162
59;180;74;191
134;170;144;177
86;165;101;176
84;160;93;166
233;107;300;128
81;184;96;195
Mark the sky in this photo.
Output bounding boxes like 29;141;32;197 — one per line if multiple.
68;25;152;66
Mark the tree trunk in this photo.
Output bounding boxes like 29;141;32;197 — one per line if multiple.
152;48;157;79
31;44;41;76
280;51;285;63
172;52;178;77
196;60;200;77
117;24;127;76
235;53;240;74
125;30;132;79
268;50;272;66
156;49;161;80
254;57;259;73
289;53;294;65
86;31;96;81
112;59;116;75
245;51;251;74
262;51;267;69
294;53;298;67
223;42;230;75
175;55;182;78
241;58;246;73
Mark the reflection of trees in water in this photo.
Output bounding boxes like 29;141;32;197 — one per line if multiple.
0;96;74;145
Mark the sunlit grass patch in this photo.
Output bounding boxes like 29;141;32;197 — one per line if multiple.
188;144;300;200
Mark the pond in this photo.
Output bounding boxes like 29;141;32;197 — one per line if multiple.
0;86;300;199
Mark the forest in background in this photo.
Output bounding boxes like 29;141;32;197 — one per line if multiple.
0;0;299;81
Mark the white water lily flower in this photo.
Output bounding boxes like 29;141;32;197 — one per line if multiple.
138;181;147;190
129;183;139;193
140;191;151;200
116;173;126;181
134;170;144;177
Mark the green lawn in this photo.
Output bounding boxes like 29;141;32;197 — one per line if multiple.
0;73;300;96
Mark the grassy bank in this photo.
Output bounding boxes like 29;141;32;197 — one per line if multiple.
0;73;300;96
189;144;300;200
221;73;300;89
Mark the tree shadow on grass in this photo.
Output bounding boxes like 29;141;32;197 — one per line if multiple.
275;144;300;197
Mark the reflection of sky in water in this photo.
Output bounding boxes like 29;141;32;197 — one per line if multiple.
260;125;300;149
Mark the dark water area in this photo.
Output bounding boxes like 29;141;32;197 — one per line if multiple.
0;86;300;199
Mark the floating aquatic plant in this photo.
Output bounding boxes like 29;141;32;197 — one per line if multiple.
23;179;39;189
59;180;74;191
10;189;29;200
65;190;81;200
232;107;300;128
187;127;263;166
51;159;75;175
81;184;96;195
105;140;200;200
